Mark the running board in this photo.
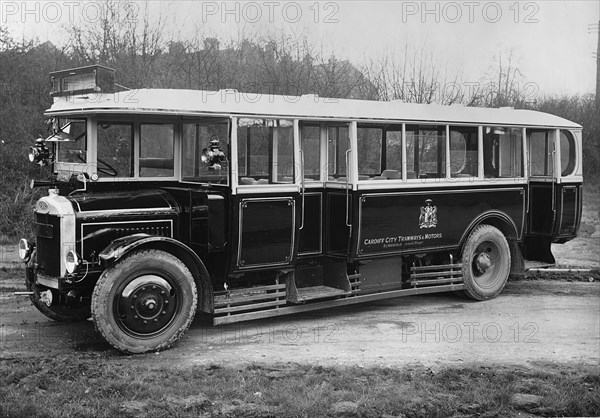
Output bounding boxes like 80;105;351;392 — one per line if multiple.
410;263;463;287
213;283;287;320
213;271;361;325
213;283;465;325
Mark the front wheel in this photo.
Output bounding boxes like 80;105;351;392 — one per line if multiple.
91;249;197;353
461;225;511;300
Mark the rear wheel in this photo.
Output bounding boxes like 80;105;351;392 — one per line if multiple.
461;225;510;300
91;249;197;353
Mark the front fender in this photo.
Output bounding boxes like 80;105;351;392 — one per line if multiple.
98;233;152;263
98;234;214;313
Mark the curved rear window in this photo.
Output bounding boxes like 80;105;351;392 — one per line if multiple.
560;130;576;176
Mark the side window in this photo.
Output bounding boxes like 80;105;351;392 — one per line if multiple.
327;125;350;181
528;130;552;177
97;122;133;178
560;130;576;176
140;124;175;177
484;127;523;178
237;118;294;185
357;126;382;178
56;119;87;163
182;122;229;184
385;130;403;173
357;125;403;180
301;125;321;181
406;125;446;179
450;127;478;178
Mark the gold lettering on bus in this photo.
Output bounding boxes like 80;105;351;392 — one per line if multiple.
363;233;443;247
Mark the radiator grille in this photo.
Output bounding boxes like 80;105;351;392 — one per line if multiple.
35;212;61;276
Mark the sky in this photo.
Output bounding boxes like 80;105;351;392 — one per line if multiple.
2;0;599;97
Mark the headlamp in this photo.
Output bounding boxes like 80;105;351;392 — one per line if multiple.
18;238;33;262
65;250;81;274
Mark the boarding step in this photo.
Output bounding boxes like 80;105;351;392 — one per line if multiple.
286;261;358;304
410;263;463;287
214;283;287;316
348;273;362;292
293;285;353;303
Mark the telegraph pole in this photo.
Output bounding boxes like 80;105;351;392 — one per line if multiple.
591;19;600;111
596;19;599;110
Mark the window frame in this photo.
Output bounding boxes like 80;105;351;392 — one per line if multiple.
96;120;135;178
449;125;479;178
404;123;448;180
527;128;555;179
354;123;404;181
559;129;577;177
236;117;296;188
53;117;90;174
139;122;177;178
90;116;180;182
180;118;230;186
300;122;325;183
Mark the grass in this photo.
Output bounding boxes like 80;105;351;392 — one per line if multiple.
0;357;598;417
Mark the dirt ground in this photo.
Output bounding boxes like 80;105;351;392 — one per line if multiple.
1;277;598;370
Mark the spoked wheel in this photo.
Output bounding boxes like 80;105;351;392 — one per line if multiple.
461;225;511;300
92;250;197;353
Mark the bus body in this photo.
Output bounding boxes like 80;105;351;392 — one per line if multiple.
19;66;583;353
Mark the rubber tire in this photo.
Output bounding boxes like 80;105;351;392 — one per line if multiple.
91;249;197;353
461;225;511;300
26;280;91;322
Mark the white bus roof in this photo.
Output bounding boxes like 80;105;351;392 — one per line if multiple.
46;88;582;129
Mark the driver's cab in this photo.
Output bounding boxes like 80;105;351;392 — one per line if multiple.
36;116;230;185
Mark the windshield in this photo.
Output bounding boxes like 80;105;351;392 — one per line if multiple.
52;119;87;163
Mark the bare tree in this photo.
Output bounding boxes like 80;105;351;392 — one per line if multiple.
470;48;531;108
361;44;465;104
68;0;167;88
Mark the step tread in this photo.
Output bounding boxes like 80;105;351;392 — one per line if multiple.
214;290;286;307
296;285;350;301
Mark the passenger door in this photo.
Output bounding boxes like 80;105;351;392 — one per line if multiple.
527;129;557;238
526;128;582;262
297;122;353;258
233;118;300;270
298;123;325;256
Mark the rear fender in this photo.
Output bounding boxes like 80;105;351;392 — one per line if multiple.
99;234;214;313
459;210;525;273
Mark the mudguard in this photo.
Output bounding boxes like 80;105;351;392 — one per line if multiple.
98;234;214;312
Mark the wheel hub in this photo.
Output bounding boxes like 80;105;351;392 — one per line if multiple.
475;252;492;273
116;275;178;337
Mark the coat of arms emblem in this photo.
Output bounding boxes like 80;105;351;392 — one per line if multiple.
419;199;437;228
